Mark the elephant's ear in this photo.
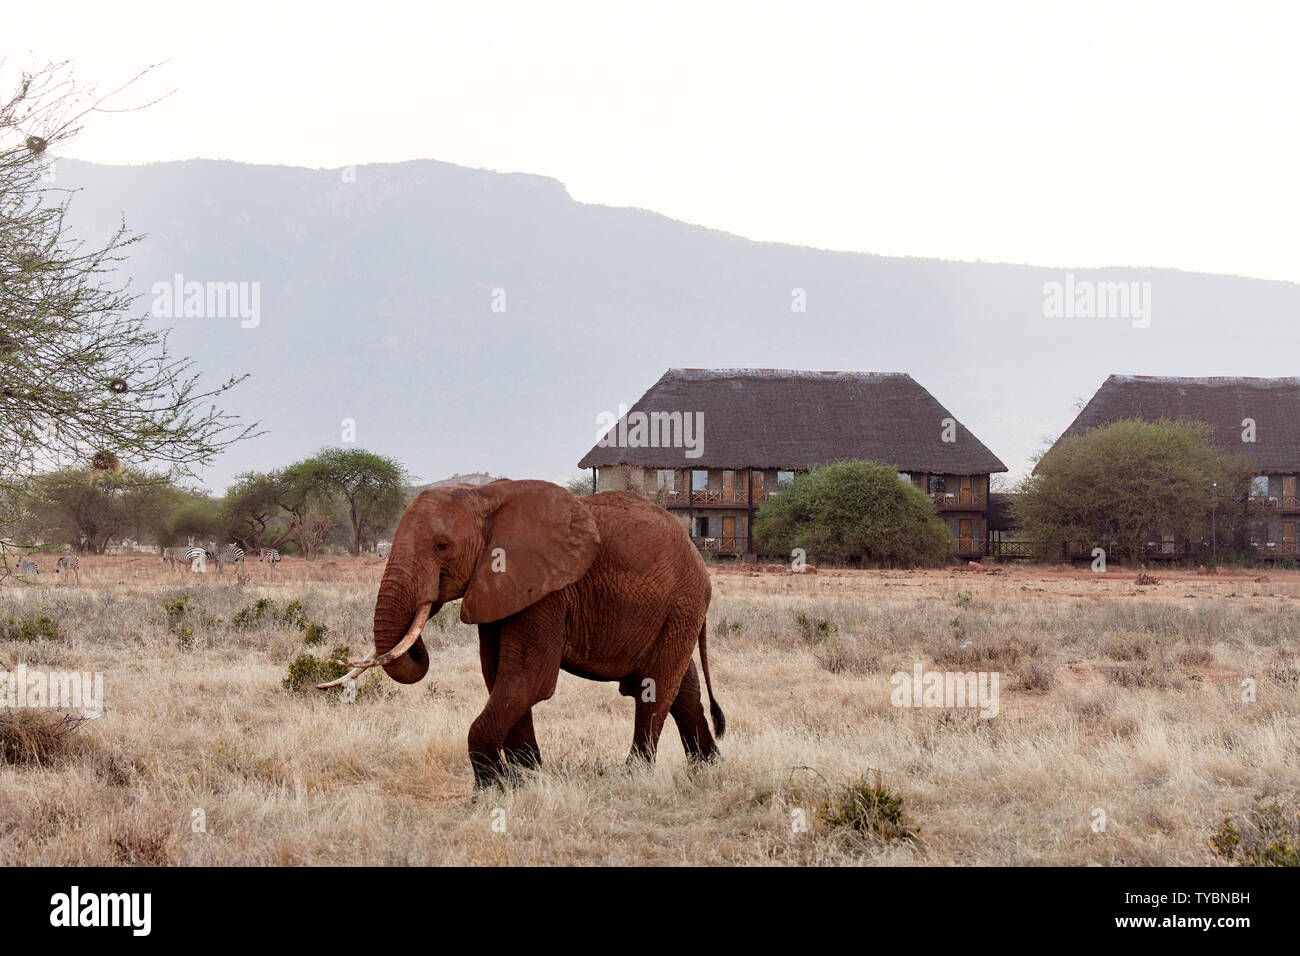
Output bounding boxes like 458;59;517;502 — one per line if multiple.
461;480;600;624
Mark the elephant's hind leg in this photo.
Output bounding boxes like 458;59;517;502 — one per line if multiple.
626;622;695;767
669;659;720;763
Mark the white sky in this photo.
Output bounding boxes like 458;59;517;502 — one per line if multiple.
9;0;1300;282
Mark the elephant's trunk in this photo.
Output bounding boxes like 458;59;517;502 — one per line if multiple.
370;562;434;683
317;562;434;689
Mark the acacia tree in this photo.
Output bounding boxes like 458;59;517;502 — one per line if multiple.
224;471;294;552
1012;418;1254;563
753;460;953;567
298;448;408;555
0;62;254;560
26;467;179;553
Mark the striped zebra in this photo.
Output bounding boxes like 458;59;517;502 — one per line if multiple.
219;544;245;569
55;555;80;577
161;547;187;569
184;546;208;573
260;548;281;569
377;542;391;559
16;555;39;576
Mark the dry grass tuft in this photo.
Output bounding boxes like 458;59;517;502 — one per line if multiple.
0;711;94;766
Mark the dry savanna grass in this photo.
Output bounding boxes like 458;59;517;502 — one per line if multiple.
1;553;1298;865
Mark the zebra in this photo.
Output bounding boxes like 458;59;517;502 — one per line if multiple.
219;544;245;569
260;548;281;569
55;555;80;578
184;546;208;573
16;555;39;576
161;547;187;570
377;542;391;559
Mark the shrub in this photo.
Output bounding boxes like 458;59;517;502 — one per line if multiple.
276;600;308;630
1210;795;1300;867
1013;419;1254;564
282;643;351;693
753;460;953;567
821;774;919;842
162;594;190;630
795;612;835;644
0;615;61;642
232;597;275;631
301;621;329;646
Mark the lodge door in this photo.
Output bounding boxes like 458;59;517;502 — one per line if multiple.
1285;476;1296;506
723;470;736;501
752;472;765;502
722;516;736;551
1284;521;1296;554
959;518;973;554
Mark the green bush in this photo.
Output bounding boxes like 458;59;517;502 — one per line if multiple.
301;621;329;646
821;774;919;842
276;600;308;630
232;597;275;631
1014;419;1254;564
162;594;191;630
753;460;952;567
0;615;62;643
795;612;835;644
282;643;351;693
1210;795;1300;866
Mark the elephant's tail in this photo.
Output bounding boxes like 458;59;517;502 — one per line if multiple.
699;619;725;739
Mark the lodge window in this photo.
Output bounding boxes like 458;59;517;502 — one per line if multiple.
898;472;911;484
691;470;708;491
1252;476;1269;497
656;469;675;490
693;516;710;537
928;475;947;495
777;470;795;489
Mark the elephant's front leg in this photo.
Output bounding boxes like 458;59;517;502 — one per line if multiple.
477;624;542;773
503;711;541;770
469;613;562;790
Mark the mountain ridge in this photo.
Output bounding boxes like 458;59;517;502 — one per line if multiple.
51;157;1300;491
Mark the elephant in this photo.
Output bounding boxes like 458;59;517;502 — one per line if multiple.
320;478;724;790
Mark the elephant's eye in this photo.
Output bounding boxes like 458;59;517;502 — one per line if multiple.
435;540;451;553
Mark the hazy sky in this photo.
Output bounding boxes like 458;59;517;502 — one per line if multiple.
10;1;1299;284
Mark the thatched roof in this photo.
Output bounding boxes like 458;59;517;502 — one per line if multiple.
1054;374;1300;472
577;368;1007;473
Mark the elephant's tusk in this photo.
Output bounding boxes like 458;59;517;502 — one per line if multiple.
316;601;434;688
316;666;368;689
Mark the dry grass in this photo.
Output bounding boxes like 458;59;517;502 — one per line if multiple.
1;554;1297;865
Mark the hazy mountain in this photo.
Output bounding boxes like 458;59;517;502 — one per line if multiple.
410;472;505;492
54;158;1300;491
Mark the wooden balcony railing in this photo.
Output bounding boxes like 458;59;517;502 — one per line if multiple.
988;540;1045;558
691;536;746;554
651;487;772;507
1248;496;1281;512
931;491;986;511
